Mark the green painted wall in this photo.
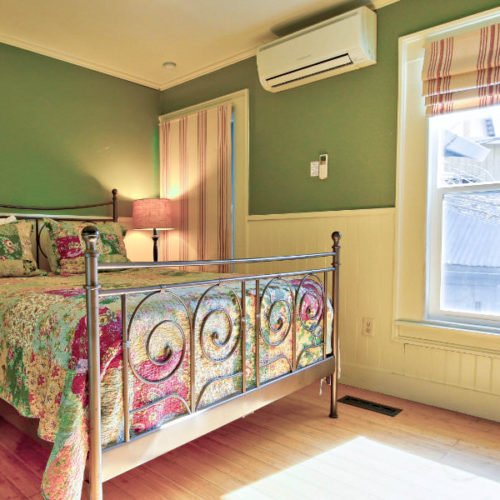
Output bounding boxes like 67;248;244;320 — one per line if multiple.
160;0;500;215
0;43;160;215
2;0;498;217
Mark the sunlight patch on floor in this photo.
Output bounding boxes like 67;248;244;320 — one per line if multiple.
222;436;500;499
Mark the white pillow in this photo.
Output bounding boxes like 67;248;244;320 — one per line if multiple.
0;215;16;225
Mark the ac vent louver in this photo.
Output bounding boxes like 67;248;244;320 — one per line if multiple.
266;54;353;88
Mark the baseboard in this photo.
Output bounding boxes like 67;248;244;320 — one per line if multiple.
340;362;500;422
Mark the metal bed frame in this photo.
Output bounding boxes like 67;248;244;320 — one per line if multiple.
0;189;118;267
0;190;341;500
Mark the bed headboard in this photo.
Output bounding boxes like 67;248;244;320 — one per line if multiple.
0;188;118;267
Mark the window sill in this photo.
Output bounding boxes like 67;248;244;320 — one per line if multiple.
393;320;500;357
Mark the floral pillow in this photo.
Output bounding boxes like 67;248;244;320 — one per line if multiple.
43;219;129;274
0;220;42;277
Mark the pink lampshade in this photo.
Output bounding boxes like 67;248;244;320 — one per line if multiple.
132;198;174;230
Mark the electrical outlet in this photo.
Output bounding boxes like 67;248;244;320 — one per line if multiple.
361;317;374;336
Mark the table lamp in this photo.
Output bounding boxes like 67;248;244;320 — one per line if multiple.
132;198;173;261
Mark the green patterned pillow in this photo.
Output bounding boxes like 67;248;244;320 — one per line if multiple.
43;219;129;274
0;220;42;277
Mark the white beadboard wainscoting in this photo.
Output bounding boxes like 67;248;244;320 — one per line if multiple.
246;208;500;422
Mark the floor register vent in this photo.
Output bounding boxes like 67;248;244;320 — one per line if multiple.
338;395;402;417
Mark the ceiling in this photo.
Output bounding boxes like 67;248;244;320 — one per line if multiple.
0;0;398;90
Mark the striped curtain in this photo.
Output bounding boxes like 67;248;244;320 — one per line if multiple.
159;104;232;272
422;23;500;115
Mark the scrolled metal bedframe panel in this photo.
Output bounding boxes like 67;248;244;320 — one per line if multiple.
82;227;341;500
102;357;335;482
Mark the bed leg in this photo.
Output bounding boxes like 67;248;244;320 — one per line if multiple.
329;373;338;418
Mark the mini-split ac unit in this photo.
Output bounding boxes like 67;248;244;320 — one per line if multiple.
256;6;377;92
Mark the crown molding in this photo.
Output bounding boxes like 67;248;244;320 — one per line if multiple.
158;46;261;91
0;30;258;92
0;33;160;89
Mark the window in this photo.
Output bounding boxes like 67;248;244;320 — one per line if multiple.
427;105;500;325
394;6;500;354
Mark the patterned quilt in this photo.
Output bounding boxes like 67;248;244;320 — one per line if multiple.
0;268;332;499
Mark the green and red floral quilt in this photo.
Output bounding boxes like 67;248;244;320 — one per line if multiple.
0;269;331;499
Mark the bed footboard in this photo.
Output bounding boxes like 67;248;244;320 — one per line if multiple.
83;229;341;500
101;356;334;481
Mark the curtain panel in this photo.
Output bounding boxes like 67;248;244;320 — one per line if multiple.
422;23;500;115
159;104;232;271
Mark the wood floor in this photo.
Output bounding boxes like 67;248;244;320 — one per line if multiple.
1;383;500;499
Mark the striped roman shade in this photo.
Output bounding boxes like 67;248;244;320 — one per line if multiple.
422;23;500;115
159;103;232;272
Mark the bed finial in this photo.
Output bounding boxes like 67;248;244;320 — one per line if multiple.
82;226;100;256
82;225;99;244
331;231;341;247
112;189;118;222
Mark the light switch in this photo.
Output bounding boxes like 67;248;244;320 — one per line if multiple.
310;161;319;177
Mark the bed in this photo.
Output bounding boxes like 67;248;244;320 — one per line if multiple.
0;190;341;500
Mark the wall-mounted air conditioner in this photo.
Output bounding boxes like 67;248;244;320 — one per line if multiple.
256;6;377;92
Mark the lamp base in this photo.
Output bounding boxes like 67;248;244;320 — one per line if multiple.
152;228;159;262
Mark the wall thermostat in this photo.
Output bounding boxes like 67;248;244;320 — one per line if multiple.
319;154;328;180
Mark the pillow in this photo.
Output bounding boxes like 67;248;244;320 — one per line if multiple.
0;215;17;226
0;220;42;277
43;219;128;274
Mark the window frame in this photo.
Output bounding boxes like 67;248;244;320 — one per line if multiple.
394;6;500;356
427;111;500;325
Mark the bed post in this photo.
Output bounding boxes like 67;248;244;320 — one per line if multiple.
330;231;341;418
112;188;118;222
83;227;103;500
